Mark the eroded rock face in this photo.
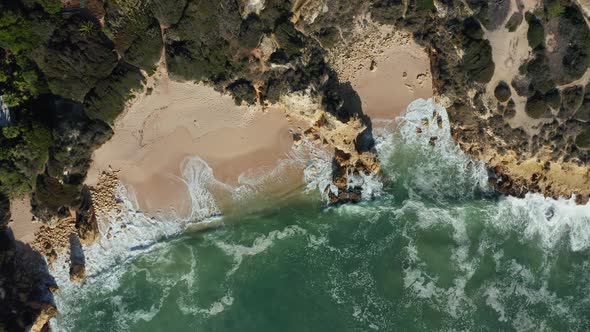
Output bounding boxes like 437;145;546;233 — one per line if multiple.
279;91;380;202
295;0;590;203
0;197;58;331
427;0;590;203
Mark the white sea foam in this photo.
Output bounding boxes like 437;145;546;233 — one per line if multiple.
51;157;225;331
51;97;590;331
213;225;307;276
493;193;590;251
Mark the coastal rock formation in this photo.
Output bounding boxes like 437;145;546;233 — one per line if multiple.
415;0;590;203
280;91;380;202
1;0;590;327
289;0;590;203
0;196;57;332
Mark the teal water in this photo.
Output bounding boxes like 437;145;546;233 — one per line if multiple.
52;100;590;331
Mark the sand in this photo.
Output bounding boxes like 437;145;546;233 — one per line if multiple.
352;46;432;121
7;196;40;244
85;24;434;222
329;23;433;122
86;73;305;219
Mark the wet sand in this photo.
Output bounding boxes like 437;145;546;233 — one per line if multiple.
86;74;306;219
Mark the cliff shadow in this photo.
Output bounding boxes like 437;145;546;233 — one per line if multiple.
0;227;57;332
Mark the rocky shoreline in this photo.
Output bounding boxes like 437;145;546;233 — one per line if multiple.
2;0;590;330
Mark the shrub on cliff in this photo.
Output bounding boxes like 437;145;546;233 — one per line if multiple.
545;88;561;110
0;4;55;53
123;19;163;73
505;12;522;32
275;21;305;58
31;15;118;101
103;0;154;54
239;14;265;50
149;0;187;27
560;85;584;118
22;0;61;14
0;50;47;108
525;92;548;119
576;129;590;148
457;16;495;84
462;38;495;83
83;64;145;124
33;173;81;214
526;13;545;50
559;6;590;81
494;81;511;102
370;0;404;24
0;117;53;197
165;0;241;82
227;80;257;105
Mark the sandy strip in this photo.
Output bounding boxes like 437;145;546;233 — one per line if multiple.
330;25;433;122
86;27;433;221
7;196;40;244
352;45;432;121
86;75;305;219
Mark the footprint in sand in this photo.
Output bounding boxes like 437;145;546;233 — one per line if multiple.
416;73;428;86
370;59;378;72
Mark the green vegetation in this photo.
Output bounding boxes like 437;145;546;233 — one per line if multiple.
526;13;545;50
575;129;590;148
560;5;590;81
545;0;565;18
78;21;95;36
458;16;495;84
31;15;119;101
505;12;522;32
494;81;511;102
123;19;163;72
525;52;554;93
414;0;435;12
0;117;53;197
545;88;561;109
149;0;187;27
370;0;405;24
227;80;257;105
525;93;548;119
561;85;584;117
239;14;265;50
84;64;145;124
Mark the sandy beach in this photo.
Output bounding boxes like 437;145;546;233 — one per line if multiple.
84;29;433;220
7;196;39;244
85;72;307;219
8;29;433;240
330;26;433;122
352;44;432;121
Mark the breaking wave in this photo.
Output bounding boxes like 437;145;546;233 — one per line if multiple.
50;98;590;331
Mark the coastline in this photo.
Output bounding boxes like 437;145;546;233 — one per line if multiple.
83;31;433;222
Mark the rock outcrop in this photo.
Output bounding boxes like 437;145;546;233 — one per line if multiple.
286;0;590;203
0;196;58;332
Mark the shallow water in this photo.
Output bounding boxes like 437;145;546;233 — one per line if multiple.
52;100;590;331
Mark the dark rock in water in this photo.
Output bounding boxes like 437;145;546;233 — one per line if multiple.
69;234;86;283
544;206;555;220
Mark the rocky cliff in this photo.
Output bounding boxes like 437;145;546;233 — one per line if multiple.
1;0;590;329
299;0;590;203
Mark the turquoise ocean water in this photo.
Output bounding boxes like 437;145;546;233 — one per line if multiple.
51;100;590;331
